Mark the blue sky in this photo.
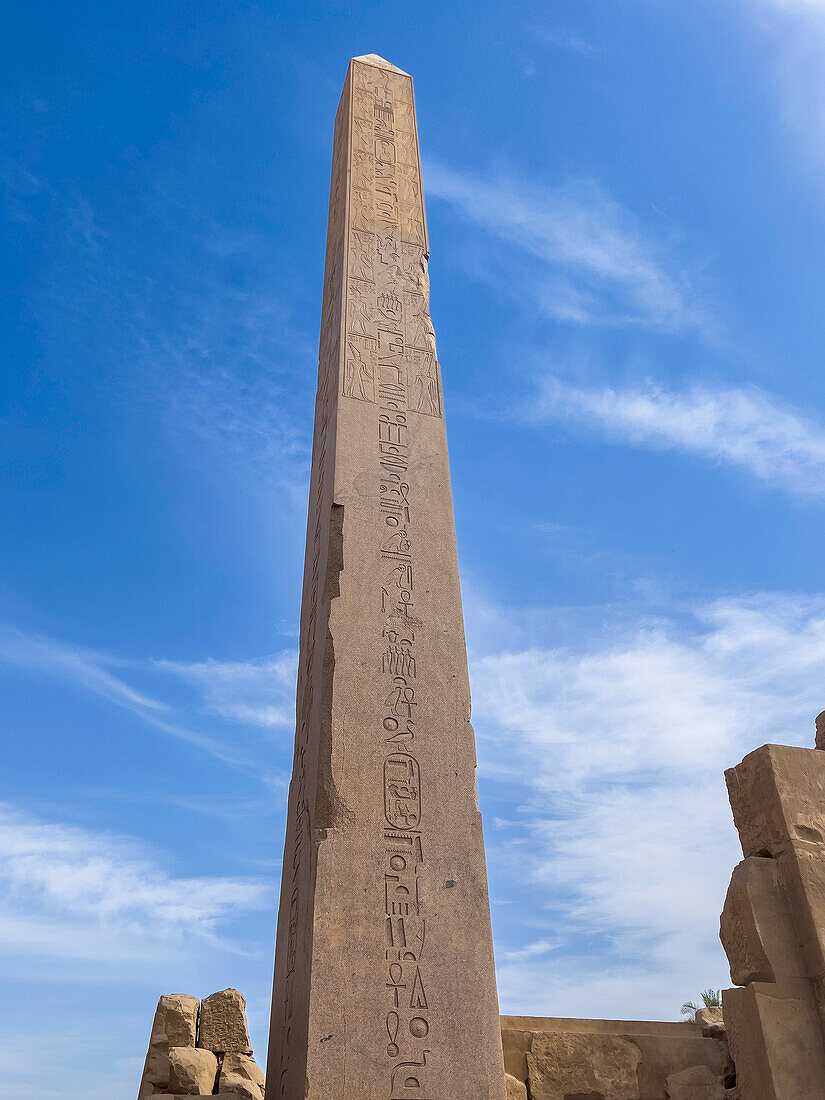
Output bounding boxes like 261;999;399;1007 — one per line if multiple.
4;0;825;1094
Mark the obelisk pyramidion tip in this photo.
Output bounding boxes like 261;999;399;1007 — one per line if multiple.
351;53;409;75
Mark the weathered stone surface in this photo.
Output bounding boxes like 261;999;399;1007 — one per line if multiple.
156;994;199;1047
724;981;825;1100
815;710;825;750
139;1040;169;1095
222;1052;265;1086
219;1075;262;1100
718;742;825;1095
719;742;825;1096
526;1030;642;1099
501;1018;729;1100
265;53;506;1100
694;1006;725;1039
500;1025;532;1084
136;992;268;1099
725;745;825;987
168;1047;218;1095
504;1072;527;1100
198;989;251;1054
220;1053;265;1099
138;994;199;1096
665;1064;725;1099
725;744;825;862
720;856;804;986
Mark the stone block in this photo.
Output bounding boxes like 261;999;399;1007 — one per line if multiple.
504;1072;527;1100
787;847;825;978
219;1075;263;1100
724;744;825;984
220;1053;265;1099
724;982;825;1100
140;1040;169;1093
154;994;199;1047
501;1018;729;1100
720;857;803;986
500;1025;531;1082
526;1030;641;1099
694;1007;725;1039
221;1053;264;1086
168;1047;218;1096
814;710;825;751
665;1064;725;1099
139;994;199;1096
725;745;825;860
198;989;251;1054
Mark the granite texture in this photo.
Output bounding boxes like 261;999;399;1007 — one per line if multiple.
265;52;505;1100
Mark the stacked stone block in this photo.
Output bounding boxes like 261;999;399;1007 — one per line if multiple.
138;989;264;1100
720;730;825;1098
500;1016;732;1098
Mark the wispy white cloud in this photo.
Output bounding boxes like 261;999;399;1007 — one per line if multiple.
425;162;708;334
740;0;825;167
0;628;163;711
474;591;825;1018
0;803;271;966
0;627;280;777
5;1031;141;1100
157;652;297;730
501;938;561;963
530;375;825;496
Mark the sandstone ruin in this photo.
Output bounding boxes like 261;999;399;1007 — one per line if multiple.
137;54;825;1100
138;989;264;1100
500;1016;732;1098
718;735;825;1099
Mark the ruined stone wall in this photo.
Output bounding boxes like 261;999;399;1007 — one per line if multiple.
138;989;265;1099
139;995;735;1099
500;1015;732;1099
720;734;825;1099
499;726;825;1100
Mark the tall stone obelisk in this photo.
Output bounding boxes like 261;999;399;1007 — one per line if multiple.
266;55;506;1100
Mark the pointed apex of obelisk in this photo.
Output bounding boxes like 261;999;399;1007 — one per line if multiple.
351;53;409;76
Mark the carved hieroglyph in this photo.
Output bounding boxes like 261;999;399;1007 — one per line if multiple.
265;54;506;1100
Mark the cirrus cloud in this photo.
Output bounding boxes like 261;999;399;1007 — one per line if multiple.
425;161;709;335
0;803;272;967
530;375;825;497
473;591;825;1018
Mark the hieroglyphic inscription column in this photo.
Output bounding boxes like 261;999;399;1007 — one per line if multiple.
266;54;506;1100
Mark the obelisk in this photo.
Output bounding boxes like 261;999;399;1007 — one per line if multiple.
266;55;506;1100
